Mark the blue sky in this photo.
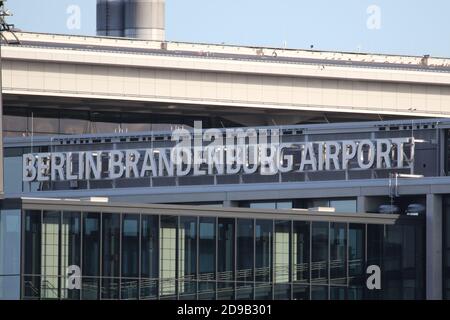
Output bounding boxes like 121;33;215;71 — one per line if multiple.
6;0;450;57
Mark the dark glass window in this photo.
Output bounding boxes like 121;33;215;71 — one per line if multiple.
82;213;100;277
24;211;41;299
82;213;100;299
141;215;159;299
384;224;402;299
102;213;120;277
217;218;235;300
292;221;310;284
199;217;216;299
101;213;120;299
311;285;328;300
61;211;81;300
293;284;309;300
330;223;347;285
121;214;140;300
237;219;254;283
255;220;272;283
311;222;328;284
349;224;365;290
122;214;140;278
178;217;197;299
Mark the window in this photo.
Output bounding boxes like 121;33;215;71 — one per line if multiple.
199;217;216;299
330;223;347;285
82;213;100;299
292;221;310;284
255;220;272;284
122;214;140;299
311;222;328;284
274;221;290;284
159;216;177;298
0;209;21;300
61;212;81;300
217;218;235;300
141;215;159;299
101;213;120;299
236;219;254;284
178;217;197;299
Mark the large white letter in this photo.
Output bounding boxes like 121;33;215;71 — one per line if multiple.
125;150;141;178
299;142;317;172
51;153;66;181
325;142;341;171
109;150;125;179
85;152;102;180
342;141;357;170
23;154;37;182
376;139;392;169
357;140;375;169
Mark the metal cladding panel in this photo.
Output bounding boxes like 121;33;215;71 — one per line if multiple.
124;0;165;40
97;0;125;36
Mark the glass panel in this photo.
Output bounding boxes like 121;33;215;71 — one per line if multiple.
237;219;254;283
24;211;41;298
330;287;346;300
141;215;159;299
121;278;138;300
159;216;177;298
255;220;272;283
82;213;100;277
292;221;310;284
249;202;276;209
292;284;309;300
349;224;365;289
329;199;357;213
23;275;40;300
254;283;272;300
122;214;139;278
311;286;328;300
41;211;60;299
101;213;120;299
384;224;402;299
274;283;291;300
61;212;81;300
236;283;253;300
30;110;60;134
102;213;120;277
82;278;99;300
276;201;293;209
178;217;197;298
217;282;234;300
330;223;347;285
198;281;215;300
311;222;328;284
101;278;119;300
274;221;290;283
218;218;234;283
0;209;21;300
199;217;216;298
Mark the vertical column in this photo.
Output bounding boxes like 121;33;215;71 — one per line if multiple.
357;196;369;213
426;194;442;300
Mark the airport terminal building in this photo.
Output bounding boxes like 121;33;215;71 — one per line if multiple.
1;3;450;300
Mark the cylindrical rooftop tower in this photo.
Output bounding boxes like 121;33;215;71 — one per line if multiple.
96;0;125;37
124;0;165;41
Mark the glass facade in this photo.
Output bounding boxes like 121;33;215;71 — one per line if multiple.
21;210;425;300
0;209;21;299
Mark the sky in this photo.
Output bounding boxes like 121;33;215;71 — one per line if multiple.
5;0;450;57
